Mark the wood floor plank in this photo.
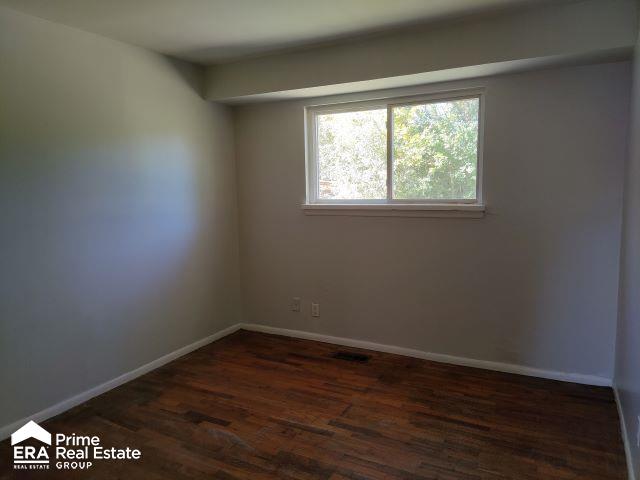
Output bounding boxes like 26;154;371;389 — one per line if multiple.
0;330;627;479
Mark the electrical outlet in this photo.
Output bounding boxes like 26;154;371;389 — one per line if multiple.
311;303;320;317
291;297;301;312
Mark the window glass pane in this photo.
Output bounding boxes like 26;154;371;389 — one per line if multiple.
317;108;387;200
392;98;479;200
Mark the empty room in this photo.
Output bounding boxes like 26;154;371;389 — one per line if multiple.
1;0;640;478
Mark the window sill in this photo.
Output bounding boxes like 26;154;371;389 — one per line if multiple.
301;203;485;218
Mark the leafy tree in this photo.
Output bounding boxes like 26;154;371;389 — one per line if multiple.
318;109;386;199
393;98;478;200
316;98;478;200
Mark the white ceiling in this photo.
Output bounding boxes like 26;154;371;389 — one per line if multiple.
1;0;566;65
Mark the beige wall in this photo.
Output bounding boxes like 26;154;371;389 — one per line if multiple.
615;21;640;480
0;7;241;428
234;62;630;380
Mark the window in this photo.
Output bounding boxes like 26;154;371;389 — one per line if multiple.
305;89;484;215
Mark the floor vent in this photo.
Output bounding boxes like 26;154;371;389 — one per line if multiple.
331;351;370;363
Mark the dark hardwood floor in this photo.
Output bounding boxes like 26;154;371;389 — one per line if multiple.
0;330;627;479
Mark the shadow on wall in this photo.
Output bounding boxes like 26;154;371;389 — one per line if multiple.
0;124;239;427
0;3;240;435
164;56;207;98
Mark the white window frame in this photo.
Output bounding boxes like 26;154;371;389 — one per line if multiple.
304;88;485;216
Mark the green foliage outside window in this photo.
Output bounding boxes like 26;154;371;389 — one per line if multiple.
316;97;479;201
393;98;478;200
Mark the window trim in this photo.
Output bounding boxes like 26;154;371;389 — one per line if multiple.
301;202;485;218
304;87;485;208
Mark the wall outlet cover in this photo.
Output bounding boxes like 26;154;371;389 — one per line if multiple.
291;297;301;312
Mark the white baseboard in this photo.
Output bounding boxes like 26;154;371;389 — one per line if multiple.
0;323;242;441
1;321;613;442
240;323;612;387
614;386;637;480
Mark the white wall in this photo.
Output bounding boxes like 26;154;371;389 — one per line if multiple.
615;22;640;480
0;7;241;428
234;62;630;381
